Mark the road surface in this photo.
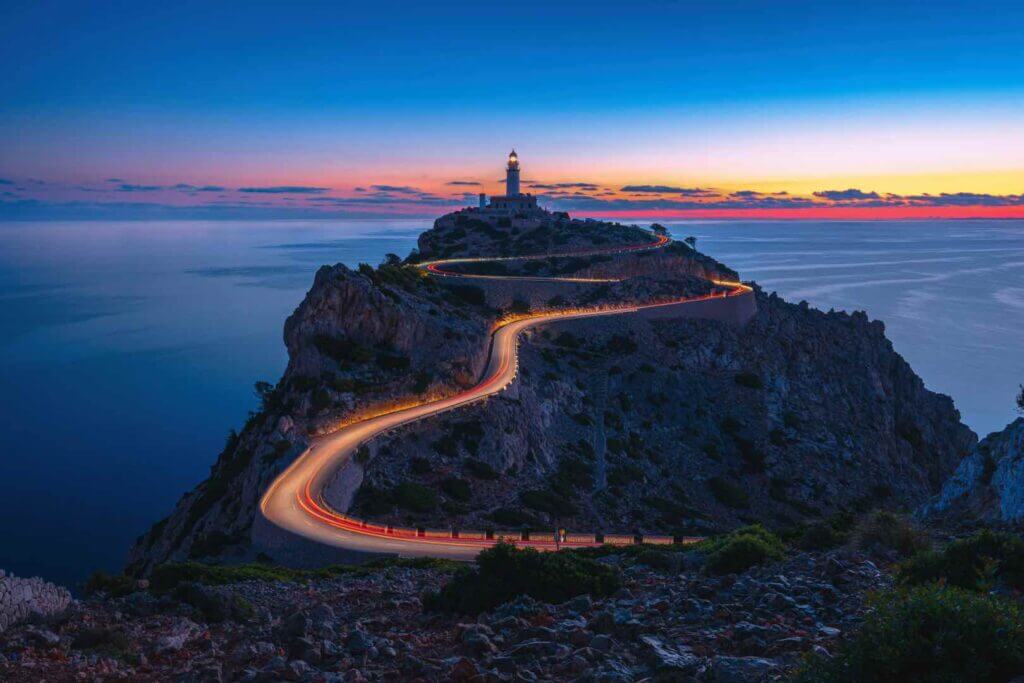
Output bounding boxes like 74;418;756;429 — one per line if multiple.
257;232;752;560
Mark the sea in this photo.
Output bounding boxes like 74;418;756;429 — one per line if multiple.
1;218;1021;587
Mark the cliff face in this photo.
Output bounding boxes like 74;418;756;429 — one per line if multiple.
353;290;975;534
127;260;491;573
128;211;976;571
923;418;1024;524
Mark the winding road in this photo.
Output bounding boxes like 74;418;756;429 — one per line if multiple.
256;231;753;561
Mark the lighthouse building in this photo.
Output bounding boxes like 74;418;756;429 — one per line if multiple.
484;150;539;213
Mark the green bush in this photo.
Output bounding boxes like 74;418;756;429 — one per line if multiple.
798;521;847;551
449;284;486;306
520;488;577;516
441;476;472;502
375;352;410;371
423;542;620;615
708;476;750;508
794;586;1024;682
899;529;1024;592
392;482;438;513
83;571;137;598
410;456;432;475
734;371;764;389
700;525;785;575
854;510;929;558
464;458;499;480
509;299;531;314
313;334;374;364
487;507;541;528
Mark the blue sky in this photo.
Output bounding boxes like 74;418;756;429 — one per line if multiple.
2;0;1023;219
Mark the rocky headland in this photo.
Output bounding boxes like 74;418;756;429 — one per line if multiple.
125;210;975;571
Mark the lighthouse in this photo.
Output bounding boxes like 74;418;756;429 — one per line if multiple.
505;149;521;196
483;150;538;213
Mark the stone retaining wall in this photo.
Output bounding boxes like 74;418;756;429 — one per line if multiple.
0;569;72;633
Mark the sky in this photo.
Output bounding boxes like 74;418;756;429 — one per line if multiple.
2;0;1024;220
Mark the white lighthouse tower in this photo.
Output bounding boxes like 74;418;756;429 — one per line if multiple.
484;149;538;213
505;149;521;196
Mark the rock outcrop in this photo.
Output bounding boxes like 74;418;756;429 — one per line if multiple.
924;418;1024;524
0;569;72;633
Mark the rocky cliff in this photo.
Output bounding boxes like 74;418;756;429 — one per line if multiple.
128;210;976;572
923;418;1024;524
0;569;72;634
351;289;975;536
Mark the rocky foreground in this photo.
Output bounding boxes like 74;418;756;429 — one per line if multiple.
0;549;887;682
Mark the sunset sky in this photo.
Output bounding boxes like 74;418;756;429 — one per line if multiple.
3;1;1024;220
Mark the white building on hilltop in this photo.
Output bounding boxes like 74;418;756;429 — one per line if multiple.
484;150;539;212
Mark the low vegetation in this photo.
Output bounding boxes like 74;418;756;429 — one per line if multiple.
734;371;764;389
697;524;786;575
708;476;750;508
853;510;929;558
796;518;850;551
422;542;620;615
87;558;461;598
898;529;1024;592
794;585;1024;682
520;487;577;517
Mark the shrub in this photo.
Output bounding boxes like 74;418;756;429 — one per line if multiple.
509;299;531;314
313;334;374;364
636;549;680;571
520;488;577;516
412;370;432;393
608;462;645;486
449;284;486;306
553;455;594;492
189;530;239;559
708;476;749;508
798;521;847;551
433;435;459;457
392;482;438;513
354;484;394;515
441;476;472;502
701;525;785;575
464;458;499;480
422;542;620;615
554;331;582;349
734;371;764;389
410;456;432;475
734;436;766;472
488;507;541;527
375;352;410;371
83;571;136;598
606;334;637;354
312;387;333;411
794;586;1024;682
898;529;1024;592
172;582;255;623
720;415;743;434
854;510;928;558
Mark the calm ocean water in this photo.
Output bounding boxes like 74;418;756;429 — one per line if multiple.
1;218;1021;586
